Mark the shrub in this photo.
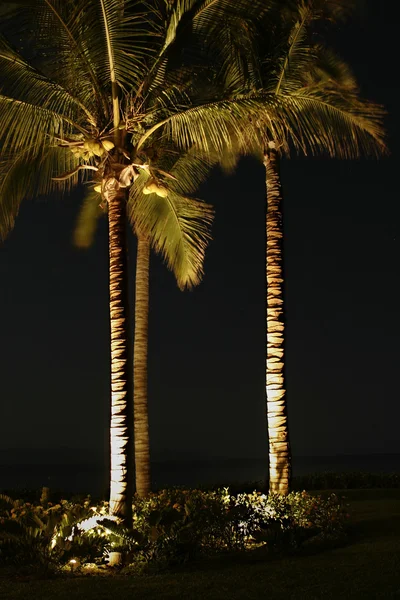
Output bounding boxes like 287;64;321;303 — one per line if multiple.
0;488;348;572
230;490;347;550
110;488;247;570
102;488;347;569
0;493;110;570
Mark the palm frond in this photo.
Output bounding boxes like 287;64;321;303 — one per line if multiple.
0;36;95;126
168;150;218;194
163;0;195;51
136;94;275;155
271;91;387;158
273;2;313;95
237;0;387;159
0;0;109;117
0;146;80;241
73;189;105;248
156;87;386;160
0;96;87;157
128;169;213;289
140;0;267;106
84;0;155;92
168;143;244;189
191;0;269;37
306;44;358;90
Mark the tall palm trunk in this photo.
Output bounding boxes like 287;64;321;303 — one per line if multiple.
264;144;291;495
133;235;151;497
108;184;133;523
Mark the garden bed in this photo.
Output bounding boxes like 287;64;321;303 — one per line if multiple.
0;488;399;598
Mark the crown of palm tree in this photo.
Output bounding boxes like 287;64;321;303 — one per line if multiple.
74;143;217;289
207;0;386;161
0;0;283;280
0;0;387;287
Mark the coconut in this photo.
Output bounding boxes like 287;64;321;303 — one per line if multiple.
143;180;159;194
92;143;105;157
102;140;115;151
155;185;168;198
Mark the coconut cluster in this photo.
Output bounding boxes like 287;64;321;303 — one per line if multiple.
143;179;168;197
70;139;115;160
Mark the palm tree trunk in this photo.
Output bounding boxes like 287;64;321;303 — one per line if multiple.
264;145;291;495
108;184;133;523
133;235;151;497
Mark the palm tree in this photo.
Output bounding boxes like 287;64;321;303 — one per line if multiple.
0;0;290;515
267;3;386;494
263;141;290;494
197;0;386;494
132;234;151;497
127;148;217;497
2;0;382;509
225;0;386;493
76;144;217;499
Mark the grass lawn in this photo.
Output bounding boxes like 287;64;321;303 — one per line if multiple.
0;489;399;600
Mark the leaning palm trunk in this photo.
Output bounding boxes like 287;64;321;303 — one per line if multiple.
108;183;133;522
133;235;151;497
265;144;291;495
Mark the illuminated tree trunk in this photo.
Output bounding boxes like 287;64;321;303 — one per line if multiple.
133;235;151;497
108;183;133;523
264;144;291;495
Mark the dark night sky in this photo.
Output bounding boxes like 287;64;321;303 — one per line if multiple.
0;1;399;471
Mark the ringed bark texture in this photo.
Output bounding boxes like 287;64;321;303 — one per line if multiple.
265;148;291;495
133;235;151;497
108;185;133;522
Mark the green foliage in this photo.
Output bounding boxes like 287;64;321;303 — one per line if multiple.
0;494;110;569
128;156;214;289
218;0;387;160
230;489;348;550
126;488;348;567
73;190;106;248
0;488;347;572
102;488;245;571
0;489;399;598
0;0;387;284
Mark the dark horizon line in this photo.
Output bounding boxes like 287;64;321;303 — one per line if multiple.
1;448;399;464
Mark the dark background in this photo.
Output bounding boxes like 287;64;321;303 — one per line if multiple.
0;0;399;490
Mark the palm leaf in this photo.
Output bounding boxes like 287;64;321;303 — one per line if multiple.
303;44;358;90
0;146;80;241
275;90;387;159
136;93;277;155
218;0;387;159
139;0;267;107
0;36;95;126
168;150;218;194
0;0;108;117
128;168;213;289
0;95;88;158
73;189;105;248
273;3;313;95
85;0;155;92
